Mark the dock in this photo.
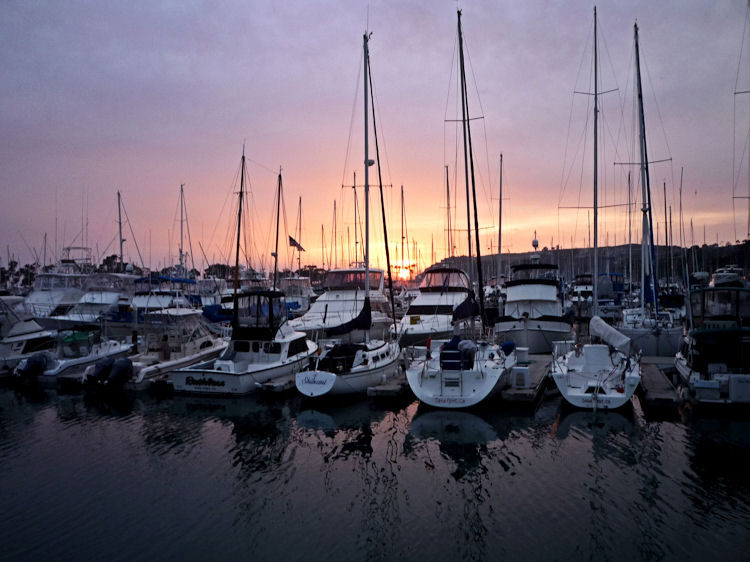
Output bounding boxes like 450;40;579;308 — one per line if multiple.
501;353;549;404
260;373;297;393
367;372;408;398
639;359;679;407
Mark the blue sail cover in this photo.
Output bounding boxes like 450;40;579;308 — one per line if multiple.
326;297;372;336
643;274;655;304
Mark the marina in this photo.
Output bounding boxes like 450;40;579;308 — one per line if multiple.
2;1;750;559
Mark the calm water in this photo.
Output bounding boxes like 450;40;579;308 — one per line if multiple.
1;385;749;561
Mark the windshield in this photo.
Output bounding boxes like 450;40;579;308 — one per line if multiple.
324;270;382;290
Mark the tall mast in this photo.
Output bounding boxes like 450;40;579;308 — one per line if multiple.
363;31;372;343
457;11;473;273
635;22;659;314
498;153;503;281
457;9;485;319
273;169;281;290
297;196;303;273
179;184;185;276
117;190;124;272
593;6;599;316
445;165;452;258
664;182;672;283
401;185;405;276
233;148;245;327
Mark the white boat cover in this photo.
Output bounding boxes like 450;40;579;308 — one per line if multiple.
589;315;631;354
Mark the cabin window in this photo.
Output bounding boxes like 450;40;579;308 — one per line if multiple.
288;337;308;356
234;341;250;353
252;341;260;353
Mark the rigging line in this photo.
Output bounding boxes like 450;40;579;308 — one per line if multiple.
735;1;750;91
207;156;241;267
462;34;495;228
119;199;145;269
182;187;197;275
341;49;364;189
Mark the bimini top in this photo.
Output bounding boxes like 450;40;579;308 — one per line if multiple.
419;267;471;293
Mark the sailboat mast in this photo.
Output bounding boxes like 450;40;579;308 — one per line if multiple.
634;22;660;314
457;10;486;319
233;149;245;327
297;196;303;273
179;184;184;275
273;170;281;290
593;6;599;316
445;165;452;258
117;190;124;272
363;31;372;345
457;11;473;273
401;185;406;276
498;153;503;281
663;182;669;287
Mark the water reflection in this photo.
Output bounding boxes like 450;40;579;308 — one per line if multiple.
2;385;750;560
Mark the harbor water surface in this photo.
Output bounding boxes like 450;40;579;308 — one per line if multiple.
1;387;749;561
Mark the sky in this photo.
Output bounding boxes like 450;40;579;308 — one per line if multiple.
1;0;749;274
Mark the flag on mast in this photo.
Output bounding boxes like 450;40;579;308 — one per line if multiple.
289;236;305;251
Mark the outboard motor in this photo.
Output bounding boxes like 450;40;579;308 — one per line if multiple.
106;358;133;388
16;353;48;380
86;357;115;386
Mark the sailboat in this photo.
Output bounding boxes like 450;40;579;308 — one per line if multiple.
295;31;400;397
550;9;641;411
171;157;317;396
617;24;683;356
404;10;516;409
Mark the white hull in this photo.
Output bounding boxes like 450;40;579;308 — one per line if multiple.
618;325;682;356
172;352;312;396
128;339;229;389
549;344;641;410
675;353;750;404
405;345;514;409
494;318;572;354
295;341;400;397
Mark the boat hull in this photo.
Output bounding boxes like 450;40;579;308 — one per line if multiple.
171;354;312;396
296;355;400;397
494;318;572;354
405;347;512;409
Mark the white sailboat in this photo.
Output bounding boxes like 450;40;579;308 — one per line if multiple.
616;19;682;356
404;10;516;409
295;31;400;398
550;9;641;411
550;316;640;409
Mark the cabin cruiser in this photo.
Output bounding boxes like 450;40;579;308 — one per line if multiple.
36;273;138;331
278;276;317;317
494;261;572;353
675;286;750;404
13;329;132;384
288;267;393;342
82;308;228;391
394;266;477;347
171;290;317;395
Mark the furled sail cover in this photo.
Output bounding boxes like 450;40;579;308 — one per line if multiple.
326;297;372;336
589;315;631;354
